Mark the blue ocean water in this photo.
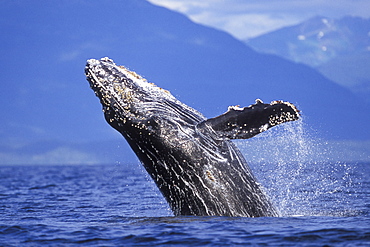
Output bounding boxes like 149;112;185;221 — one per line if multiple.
0;161;369;246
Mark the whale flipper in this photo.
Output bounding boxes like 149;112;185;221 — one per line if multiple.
197;99;300;139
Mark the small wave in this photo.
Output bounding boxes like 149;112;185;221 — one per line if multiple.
29;184;57;190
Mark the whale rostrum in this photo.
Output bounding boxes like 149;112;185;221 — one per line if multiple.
85;57;300;217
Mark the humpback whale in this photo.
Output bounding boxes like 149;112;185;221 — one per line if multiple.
85;57;300;217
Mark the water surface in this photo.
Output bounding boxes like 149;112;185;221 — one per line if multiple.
0;163;369;246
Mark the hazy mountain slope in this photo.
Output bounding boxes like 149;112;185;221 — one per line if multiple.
0;1;369;164
247;16;370;103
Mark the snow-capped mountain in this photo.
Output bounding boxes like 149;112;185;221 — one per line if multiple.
247;16;370;103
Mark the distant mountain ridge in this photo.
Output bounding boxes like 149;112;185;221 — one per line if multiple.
0;1;369;164
246;16;370;103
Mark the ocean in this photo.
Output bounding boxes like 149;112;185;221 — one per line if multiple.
0;161;369;246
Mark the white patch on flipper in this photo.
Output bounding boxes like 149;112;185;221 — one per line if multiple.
228;105;243;111
259;123;269;132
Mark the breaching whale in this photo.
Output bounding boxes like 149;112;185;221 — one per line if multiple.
85;57;300;217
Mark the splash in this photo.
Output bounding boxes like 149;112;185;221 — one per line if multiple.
236;119;359;217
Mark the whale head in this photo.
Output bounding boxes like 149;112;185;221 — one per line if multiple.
85;57;204;138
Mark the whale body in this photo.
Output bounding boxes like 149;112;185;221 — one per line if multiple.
85;57;300;217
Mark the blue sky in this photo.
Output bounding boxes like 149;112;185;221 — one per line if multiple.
148;0;370;39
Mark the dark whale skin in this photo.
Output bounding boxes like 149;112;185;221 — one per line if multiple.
85;57;300;217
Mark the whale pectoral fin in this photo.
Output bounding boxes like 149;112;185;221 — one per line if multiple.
197;99;300;139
